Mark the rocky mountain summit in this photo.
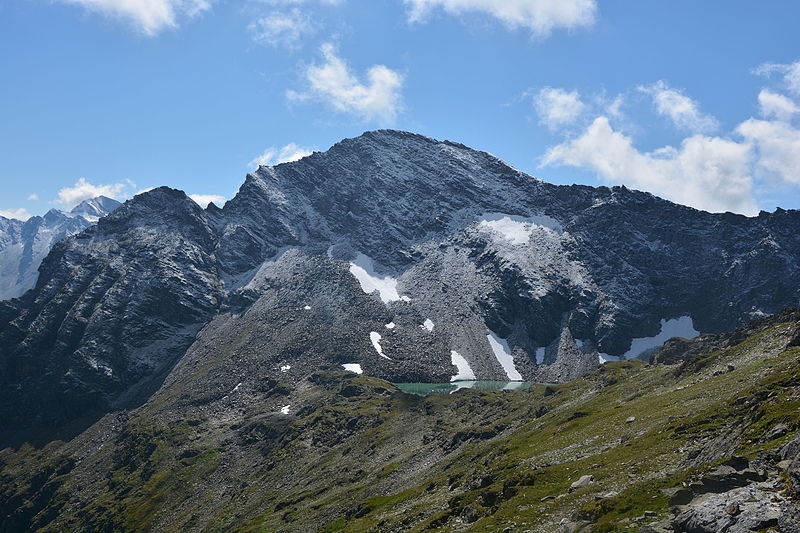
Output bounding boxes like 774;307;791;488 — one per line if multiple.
0;196;120;300
2;130;800;432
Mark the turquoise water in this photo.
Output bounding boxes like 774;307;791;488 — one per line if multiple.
394;381;537;396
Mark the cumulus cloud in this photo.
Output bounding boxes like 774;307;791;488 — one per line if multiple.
639;81;718;133
56;178;126;209
757;89;800;122
533;87;585;129
738;118;800;185
754;60;800;96
249;143;314;169
404;0;597;37
0;208;33;221
287;43;403;124
542;117;757;215
188;194;226;208
249;9;314;48
55;0;211;36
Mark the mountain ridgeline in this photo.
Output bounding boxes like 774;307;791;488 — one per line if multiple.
0;196;121;301
1;130;800;432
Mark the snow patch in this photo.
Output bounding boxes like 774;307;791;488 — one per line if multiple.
622;316;699;359
450;350;476;382
304;305;311;310
598;316;699;363
370;331;391;359
478;213;563;245
486;330;523;381
385;322;396;329
280;405;291;415
535;347;546;365
280;365;291;372
342;363;363;374
349;253;403;303
232;382;242;392
451;381;478;393
423;319;434;332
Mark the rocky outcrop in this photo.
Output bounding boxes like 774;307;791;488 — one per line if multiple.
0;189;221;429
666;451;800;533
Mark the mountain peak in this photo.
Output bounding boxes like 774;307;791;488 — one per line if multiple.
69;195;122;221
3;131;800;437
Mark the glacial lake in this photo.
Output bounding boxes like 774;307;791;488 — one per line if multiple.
394;381;539;396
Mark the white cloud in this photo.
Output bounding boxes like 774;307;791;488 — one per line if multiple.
542;116;757;215
404;0;597;37
0;208;33;221
639;81;718;133
249;9;314;48
56;0;211;36
533;87;585;129
287;43;403;124
27;193;39;201
56;178;126;209
738;118;800;185
249;143;313;169
188;194;226;208
259;0;343;4
605;94;625;120
757;89;799;122
754;60;800;96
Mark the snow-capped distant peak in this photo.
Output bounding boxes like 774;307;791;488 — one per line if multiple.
69;196;122;222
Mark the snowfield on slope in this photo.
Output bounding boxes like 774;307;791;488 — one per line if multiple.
349;253;403;303
450;350;476;381
486;330;523;381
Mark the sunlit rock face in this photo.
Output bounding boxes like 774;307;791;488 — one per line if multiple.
0;196;121;300
2;130;800;429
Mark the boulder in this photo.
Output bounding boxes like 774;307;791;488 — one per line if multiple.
569;475;594;492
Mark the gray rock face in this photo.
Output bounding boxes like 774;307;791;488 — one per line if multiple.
0;189;220;428
667;454;800;533
674;484;785;533
2;130;800;430
0;196;120;300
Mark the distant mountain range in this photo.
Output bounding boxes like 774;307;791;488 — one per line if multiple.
0;196;120;300
1;130;799;432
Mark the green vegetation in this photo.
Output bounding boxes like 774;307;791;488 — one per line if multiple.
2;324;800;532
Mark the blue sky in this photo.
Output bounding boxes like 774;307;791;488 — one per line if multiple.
1;0;800;219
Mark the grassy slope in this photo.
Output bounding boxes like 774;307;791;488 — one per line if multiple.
1;321;799;533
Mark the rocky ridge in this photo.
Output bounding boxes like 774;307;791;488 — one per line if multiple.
0;196;120;300
2;130;800;432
